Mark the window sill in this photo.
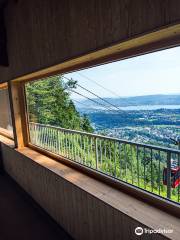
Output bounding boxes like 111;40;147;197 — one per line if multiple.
0;134;15;148
12;146;180;240
0;127;14;140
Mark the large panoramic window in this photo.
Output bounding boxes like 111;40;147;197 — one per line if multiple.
0;86;13;138
65;47;180;149
25;46;180;204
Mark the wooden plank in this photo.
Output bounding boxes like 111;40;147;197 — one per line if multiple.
0;135;14;147
0;127;13;140
27;142;180;218
8;81;28;148
1;0;180;82
0;6;8;67
11;23;180;85
0;82;7;89
7;81;18;148
3;145;178;240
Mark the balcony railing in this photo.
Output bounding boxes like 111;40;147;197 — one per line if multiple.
29;122;180;203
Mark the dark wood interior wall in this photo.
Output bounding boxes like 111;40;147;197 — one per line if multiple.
1;0;180;83
0;144;3;172
1;144;168;240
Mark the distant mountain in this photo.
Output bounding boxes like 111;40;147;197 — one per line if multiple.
75;94;180;109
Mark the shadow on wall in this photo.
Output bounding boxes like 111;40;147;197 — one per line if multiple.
0;143;3;173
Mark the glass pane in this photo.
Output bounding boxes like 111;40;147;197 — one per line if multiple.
0;88;13;138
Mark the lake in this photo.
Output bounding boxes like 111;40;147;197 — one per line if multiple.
117;105;180;110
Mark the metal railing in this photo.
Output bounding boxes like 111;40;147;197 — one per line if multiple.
29;122;180;203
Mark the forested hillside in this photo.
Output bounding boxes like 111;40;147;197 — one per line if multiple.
25;75;93;132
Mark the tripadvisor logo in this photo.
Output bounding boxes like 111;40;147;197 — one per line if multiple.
135;226;173;236
135;227;143;236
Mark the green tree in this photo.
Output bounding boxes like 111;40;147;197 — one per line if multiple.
81;114;94;133
26;75;93;132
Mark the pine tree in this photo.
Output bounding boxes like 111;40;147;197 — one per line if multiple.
26;75;93;132
81;114;94;133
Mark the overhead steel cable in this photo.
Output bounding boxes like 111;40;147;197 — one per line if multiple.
63;76;124;112
76;83;123;112
68;88;115;112
72;99;92;108
72;99;100;113
76;72;133;107
76;72;122;98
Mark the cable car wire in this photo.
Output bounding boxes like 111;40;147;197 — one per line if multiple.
63;76;123;113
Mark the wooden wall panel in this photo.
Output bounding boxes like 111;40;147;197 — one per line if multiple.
0;0;180;82
0;144;3;172
1;144;171;240
0;5;8;66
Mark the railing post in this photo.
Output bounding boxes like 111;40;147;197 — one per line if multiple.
28;122;180;203
178;151;180;202
95;137;98;170
167;151;171;199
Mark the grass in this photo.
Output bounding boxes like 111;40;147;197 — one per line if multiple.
29;127;180;204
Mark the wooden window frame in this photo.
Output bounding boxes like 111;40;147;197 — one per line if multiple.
8;23;180;217
0;83;14;140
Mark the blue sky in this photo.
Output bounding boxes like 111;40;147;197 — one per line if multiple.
65;46;180;99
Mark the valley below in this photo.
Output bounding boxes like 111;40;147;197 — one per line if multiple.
75;95;180;149
87;109;180;148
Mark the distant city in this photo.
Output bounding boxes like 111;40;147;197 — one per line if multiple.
74;94;180;149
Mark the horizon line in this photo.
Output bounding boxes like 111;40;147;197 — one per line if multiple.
72;93;180;101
